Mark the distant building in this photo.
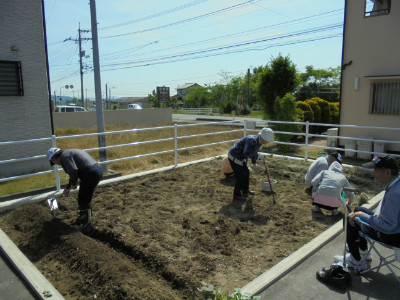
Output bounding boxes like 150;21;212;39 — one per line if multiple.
176;83;200;101
0;0;52;176
340;0;400;152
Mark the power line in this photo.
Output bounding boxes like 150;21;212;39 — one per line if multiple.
100;23;342;69
98;9;343;64
102;34;341;71
100;0;263;39
99;0;207;30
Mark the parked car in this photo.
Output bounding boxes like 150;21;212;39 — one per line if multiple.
55;105;87;112
89;105;96;111
128;103;142;109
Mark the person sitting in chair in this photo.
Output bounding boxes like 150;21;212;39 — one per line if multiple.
334;156;400;270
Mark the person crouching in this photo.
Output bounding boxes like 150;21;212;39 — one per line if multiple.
311;161;354;215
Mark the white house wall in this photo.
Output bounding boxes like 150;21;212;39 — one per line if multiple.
0;0;52;176
340;0;400;151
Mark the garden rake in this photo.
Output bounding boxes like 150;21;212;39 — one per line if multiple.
263;160;276;204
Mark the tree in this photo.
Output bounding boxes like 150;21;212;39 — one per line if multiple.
147;90;158;107
184;86;210;107
295;66;340;102
273;93;300;152
257;55;297;119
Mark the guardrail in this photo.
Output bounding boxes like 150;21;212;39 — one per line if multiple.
180;107;220;115
1;119;399;193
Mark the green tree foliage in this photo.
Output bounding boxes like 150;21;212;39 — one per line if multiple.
329;102;340;124
296;101;313;122
185;86;211;107
314;97;331;123
257;55;297;119
295;66;340;102
274;93;300;152
305;99;321;122
147;89;158;107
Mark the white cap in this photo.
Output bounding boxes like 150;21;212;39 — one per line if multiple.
259;127;274;142
46;147;61;164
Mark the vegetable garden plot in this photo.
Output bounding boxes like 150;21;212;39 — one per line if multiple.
0;156;382;299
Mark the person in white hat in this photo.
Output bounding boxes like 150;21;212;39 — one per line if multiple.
47;147;103;233
227;127;274;201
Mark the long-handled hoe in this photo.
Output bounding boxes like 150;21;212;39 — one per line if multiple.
263;160;276;204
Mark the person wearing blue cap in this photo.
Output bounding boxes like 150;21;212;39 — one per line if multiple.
334;156;400;270
47;147;103;233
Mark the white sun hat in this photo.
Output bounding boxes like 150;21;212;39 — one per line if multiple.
259;127;274;142
47;147;61;165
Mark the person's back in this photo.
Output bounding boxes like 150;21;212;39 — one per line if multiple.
305;156;329;186
311;162;354;214
313;162;348;198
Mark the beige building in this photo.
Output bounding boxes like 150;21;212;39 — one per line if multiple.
340;0;400;152
176;83;200;101
0;0;53;176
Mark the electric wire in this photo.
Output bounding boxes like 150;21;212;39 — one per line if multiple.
101;23;342;68
100;0;263;39
99;0;208;30
98;9;343;64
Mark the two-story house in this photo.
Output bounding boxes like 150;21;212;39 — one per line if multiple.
340;0;400;153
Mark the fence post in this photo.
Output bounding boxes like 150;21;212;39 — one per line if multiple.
244;120;247;137
174;124;178;167
305;121;309;162
51;135;61;191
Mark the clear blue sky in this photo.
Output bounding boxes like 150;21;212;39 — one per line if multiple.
44;0;345;100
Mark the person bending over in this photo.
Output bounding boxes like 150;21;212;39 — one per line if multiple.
227;127;274;201
47;147;103;233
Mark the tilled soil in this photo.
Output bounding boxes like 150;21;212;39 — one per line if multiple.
0;155;383;299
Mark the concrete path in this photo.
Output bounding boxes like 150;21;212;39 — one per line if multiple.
242;190;400;300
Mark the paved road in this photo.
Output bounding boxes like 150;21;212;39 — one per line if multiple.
172;113;265;126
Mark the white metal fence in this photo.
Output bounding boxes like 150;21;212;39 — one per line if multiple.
180;108;220;115
1;119;400;193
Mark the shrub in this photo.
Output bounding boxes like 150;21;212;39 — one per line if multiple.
274;93;300;152
296;101;313;122
236;104;251;115
304;99;321;133
221;101;237;114
329;102;340;124
313;97;331;124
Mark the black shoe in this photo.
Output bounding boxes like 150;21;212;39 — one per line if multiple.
74;209;92;234
316;264;352;290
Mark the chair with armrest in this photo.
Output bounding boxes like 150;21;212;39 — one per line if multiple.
355;217;400;282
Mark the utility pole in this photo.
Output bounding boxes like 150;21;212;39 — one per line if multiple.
64;26;90;108
90;0;108;173
105;83;108;110
247;68;250;106
78;23;89;108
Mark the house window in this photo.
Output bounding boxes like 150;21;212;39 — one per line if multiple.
0;60;24;96
369;82;400;115
365;0;391;17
